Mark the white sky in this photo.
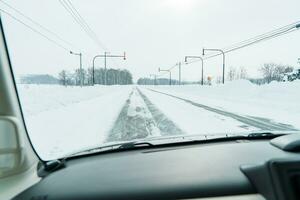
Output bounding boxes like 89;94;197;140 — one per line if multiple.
1;0;300;81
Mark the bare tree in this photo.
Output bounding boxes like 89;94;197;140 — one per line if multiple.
227;67;237;81
216;76;223;84
58;70;67;86
260;63;294;83
259;63;277;83
239;67;248;79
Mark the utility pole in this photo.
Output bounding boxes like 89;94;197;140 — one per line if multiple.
185;56;204;85
178;62;181;85
158;68;171;85
104;52;107;85
150;74;157;85
203;48;225;84
92;52;126;85
70;51;83;87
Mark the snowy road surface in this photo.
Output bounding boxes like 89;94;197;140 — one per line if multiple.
107;88;184;142
145;88;297;131
106;86;297;143
18;81;300;160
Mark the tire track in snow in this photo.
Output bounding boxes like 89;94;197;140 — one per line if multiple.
137;88;185;136
106;88;184;142
146;88;298;131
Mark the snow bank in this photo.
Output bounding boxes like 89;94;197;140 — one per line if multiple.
17;84;127;116
147;80;300;129
17;84;133;160
16;81;300;160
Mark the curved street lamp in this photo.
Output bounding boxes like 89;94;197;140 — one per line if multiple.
158;68;172;86
203;48;225;84
185;56;204;85
92;52;126;85
70;51;83;87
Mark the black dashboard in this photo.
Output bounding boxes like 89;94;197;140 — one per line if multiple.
13;137;300;200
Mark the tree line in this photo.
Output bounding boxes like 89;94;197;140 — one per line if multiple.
58;68;133;86
137;63;297;86
137;78;180;85
227;63;295;84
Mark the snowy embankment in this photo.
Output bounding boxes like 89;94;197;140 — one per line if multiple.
17;80;300;160
17;84;133;160
146;80;300;130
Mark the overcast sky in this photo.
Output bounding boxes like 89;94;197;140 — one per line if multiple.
1;0;300;81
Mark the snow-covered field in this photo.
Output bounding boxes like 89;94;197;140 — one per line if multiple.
17;84;133;160
17;80;300;160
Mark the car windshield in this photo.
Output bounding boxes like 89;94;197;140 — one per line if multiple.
1;0;300;161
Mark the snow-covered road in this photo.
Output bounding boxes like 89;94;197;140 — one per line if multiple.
17;80;300;160
105;86;297;143
143;88;297;132
106;87;184;142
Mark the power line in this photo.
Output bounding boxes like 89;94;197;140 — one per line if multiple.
222;22;299;52
184;22;300;65
221;21;300;52
0;0;76;49
65;0;107;50
158;21;300;76
59;0;107;51
59;0;91;36
59;0;124;69
204;25;299;60
0;8;70;52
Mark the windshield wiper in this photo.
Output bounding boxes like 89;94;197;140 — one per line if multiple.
247;132;286;138
39;131;292;177
67;132;285;158
119;141;154;149
68;132;289;158
67;140;154;158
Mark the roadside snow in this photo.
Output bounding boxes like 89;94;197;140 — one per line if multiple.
145;80;300;129
140;88;259;135
16;80;300;160
17;84;133;160
17;84;126;116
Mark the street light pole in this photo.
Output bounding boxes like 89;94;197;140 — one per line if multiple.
185;56;204;85
92;52;126;85
70;51;83;87
158;68;171;85
92;56;96;85
178;62;181;85
79;53;82;86
104;52;108;85
150;74;157;85
203;48;225;84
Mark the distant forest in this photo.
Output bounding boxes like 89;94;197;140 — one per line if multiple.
58;67;133;86
20;74;59;84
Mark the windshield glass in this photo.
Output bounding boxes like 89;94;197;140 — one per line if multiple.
1;0;300;160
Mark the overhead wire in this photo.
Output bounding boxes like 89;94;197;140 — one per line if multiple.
0;0;76;50
0;1;124;73
65;0;122;69
0;7;70;52
154;21;300;78
184;22;300;65
66;0;108;50
221;21;300;52
59;0;108;51
59;0;123;69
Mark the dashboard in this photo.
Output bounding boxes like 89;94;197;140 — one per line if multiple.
12;137;300;200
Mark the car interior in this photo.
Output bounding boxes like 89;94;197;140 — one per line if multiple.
1;4;300;200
